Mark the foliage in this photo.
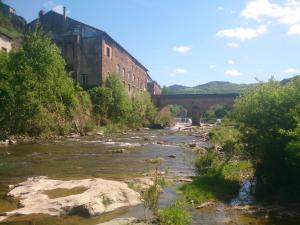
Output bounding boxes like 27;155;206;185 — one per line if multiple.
157;201;191;225
209;125;244;161
232;77;300;200
88;87;113;126
0;27;91;137
0;8;25;38
204;104;232;119
169;104;184;117
105;74;132;124
155;106;176;127
130;91;157;128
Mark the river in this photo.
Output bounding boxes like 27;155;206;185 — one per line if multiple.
0;129;298;224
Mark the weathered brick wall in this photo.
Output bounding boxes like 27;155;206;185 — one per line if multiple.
101;35;148;93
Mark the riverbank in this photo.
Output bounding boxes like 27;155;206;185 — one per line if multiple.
0;127;299;224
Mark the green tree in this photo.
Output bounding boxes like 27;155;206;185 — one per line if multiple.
232;77;300;199
105;74;132;123
130;91;157;127
88;87;113;125
0;26;91;137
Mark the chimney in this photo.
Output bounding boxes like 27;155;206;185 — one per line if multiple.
63;6;66;20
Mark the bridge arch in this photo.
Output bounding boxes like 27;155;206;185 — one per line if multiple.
152;94;239;125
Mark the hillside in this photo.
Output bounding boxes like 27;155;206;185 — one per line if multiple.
0;2;26;39
162;81;255;94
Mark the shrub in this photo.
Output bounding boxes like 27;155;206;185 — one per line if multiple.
232;77;300;199
157;203;191;225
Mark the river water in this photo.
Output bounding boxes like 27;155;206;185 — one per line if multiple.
0;129;298;224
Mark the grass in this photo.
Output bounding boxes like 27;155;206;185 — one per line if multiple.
157;202;191;225
180;173;240;205
180;160;252;205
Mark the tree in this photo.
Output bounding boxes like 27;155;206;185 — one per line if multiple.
0;25;91;137
105;74;132;123
232;77;300;199
88;87;113;125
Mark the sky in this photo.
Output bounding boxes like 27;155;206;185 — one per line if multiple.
4;0;300;86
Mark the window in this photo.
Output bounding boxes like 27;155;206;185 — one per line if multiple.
127;73;130;81
1;47;7;52
116;64;120;74
106;47;111;58
80;74;88;86
122;69;125;80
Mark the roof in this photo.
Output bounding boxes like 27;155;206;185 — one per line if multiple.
0;30;13;40
30;10;149;72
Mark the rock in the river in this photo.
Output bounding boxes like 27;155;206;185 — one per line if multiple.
96;217;148;225
196;201;215;209
168;154;176;158
0;176;141;222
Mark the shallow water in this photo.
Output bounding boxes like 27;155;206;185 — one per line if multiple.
0;129;298;224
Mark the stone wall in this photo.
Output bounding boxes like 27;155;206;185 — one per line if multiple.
101;35;148;93
153;94;238;125
0;33;12;52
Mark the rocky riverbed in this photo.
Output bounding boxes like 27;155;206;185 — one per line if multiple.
0;128;299;225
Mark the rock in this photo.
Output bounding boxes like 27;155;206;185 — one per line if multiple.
157;141;166;145
168;155;176;158
144;137;149;141
178;178;193;183
0;177;141;221
110;149;126;154
8;139;16;144
188;143;196;148
196;201;215;209
0;140;10;145
96;132;104;136
86;132;94;136
96;217;149;225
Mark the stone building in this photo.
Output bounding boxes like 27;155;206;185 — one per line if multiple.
147;81;162;95
0;31;13;52
29;9;150;93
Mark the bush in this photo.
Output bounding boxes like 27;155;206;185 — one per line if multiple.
232;77;300;200
157;203;191;225
0;26;92;137
88;87;113;126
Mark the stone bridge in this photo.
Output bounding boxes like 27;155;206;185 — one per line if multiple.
152;93;239;125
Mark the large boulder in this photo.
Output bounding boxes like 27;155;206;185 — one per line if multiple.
0;176;141;221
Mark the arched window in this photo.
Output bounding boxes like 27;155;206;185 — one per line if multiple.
122;69;125;80
116;64;120;74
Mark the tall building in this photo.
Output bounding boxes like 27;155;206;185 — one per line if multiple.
29;9;150;93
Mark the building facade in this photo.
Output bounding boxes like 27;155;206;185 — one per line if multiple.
147;81;162;95
30;10;150;93
0;31;12;52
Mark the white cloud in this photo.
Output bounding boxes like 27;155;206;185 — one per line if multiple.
283;67;299;74
225;69;242;77
209;65;216;69
241;0;300;35
288;24;300;35
52;5;71;15
216;25;267;40
228;59;235;65
217;7;224;11
43;0;54;8
174;68;187;74
173;45;192;54
227;42;240;48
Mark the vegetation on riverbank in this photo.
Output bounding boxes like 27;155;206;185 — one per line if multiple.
0;27;176;140
182;77;300;207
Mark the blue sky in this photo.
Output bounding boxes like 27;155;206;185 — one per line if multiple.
5;0;300;86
